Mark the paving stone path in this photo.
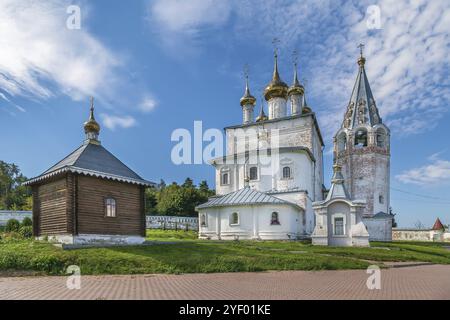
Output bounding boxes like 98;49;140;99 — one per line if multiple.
0;264;449;300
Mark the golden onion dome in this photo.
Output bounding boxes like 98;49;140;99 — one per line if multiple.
288;65;304;96
302;105;312;114
240;77;256;107
255;104;268;122
84;98;100;134
264;53;288;101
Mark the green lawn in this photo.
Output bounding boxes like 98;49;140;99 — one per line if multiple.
0;230;449;276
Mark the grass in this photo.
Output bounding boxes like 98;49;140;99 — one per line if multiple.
0;230;449;276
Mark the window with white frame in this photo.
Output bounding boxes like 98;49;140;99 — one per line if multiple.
230;212;239;225
220;167;230;185
200;213;207;227
334;217;344;235
105;198;116;217
282;166;291;179
249;166;258;180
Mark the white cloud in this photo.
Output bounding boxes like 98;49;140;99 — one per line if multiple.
138;96;157;113
148;0;231;54
0;0;119;104
396;154;450;185
151;0;231;33
148;0;450;140
101;114;137;131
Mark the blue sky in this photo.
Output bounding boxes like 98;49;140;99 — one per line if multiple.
0;0;449;228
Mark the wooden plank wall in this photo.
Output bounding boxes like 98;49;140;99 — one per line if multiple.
77;176;142;235
36;178;68;235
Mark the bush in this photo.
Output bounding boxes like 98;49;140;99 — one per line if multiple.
21;217;32;227
5;219;21;232
0;231;24;242
19;226;33;238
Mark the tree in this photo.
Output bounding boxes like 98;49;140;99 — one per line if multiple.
0;161;32;210
145;186;159;214
414;220;426;230
153;178;215;217
199;180;214;197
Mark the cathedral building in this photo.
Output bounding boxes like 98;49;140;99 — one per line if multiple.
197;52;325;240
197;49;393;245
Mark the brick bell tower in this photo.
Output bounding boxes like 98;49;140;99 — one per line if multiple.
333;47;390;217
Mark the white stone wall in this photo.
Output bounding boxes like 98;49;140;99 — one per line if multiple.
335;125;390;217
268;97;287;119
392;229;450;242
363;217;392;241
290;95;302;115
392;229;431;241
312;199;369;247
198;204;304;240
242;104;254;124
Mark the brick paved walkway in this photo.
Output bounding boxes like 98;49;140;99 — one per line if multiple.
0;264;449;300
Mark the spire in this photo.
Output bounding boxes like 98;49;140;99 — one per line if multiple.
264;44;288;101
342;46;381;129
256;100;268;122
240;68;256;107
288;52;304;97
83;96;101;144
301;80;312;114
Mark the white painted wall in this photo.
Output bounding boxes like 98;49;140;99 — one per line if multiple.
198;204;304;240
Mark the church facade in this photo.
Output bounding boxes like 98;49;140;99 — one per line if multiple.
197;49;393;245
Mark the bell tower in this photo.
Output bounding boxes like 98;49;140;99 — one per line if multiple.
333;46;390;217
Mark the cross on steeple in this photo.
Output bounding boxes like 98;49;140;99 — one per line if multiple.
272;38;280;57
243;63;249;81
358;43;365;57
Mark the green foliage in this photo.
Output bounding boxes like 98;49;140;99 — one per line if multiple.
19;226;33;238
0;161;32;210
146;178;214;217
0;236;449;276
21;217;32;227
5;219;20;232
146;229;198;241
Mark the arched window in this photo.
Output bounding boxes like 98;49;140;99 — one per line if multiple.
354;128;368;147
105;198;116;217
271;212;280;225
337;132;347;152
200;213;207;227
282;166;291;179
221;173;229;185
230;212;239;225
249;166;258;180
376;129;386;147
379;194;384;204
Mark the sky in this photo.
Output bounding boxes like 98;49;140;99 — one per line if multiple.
0;0;449;228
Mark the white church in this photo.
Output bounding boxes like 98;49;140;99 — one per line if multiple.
197;49;393;246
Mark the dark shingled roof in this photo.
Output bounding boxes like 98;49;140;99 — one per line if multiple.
24;142;153;187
